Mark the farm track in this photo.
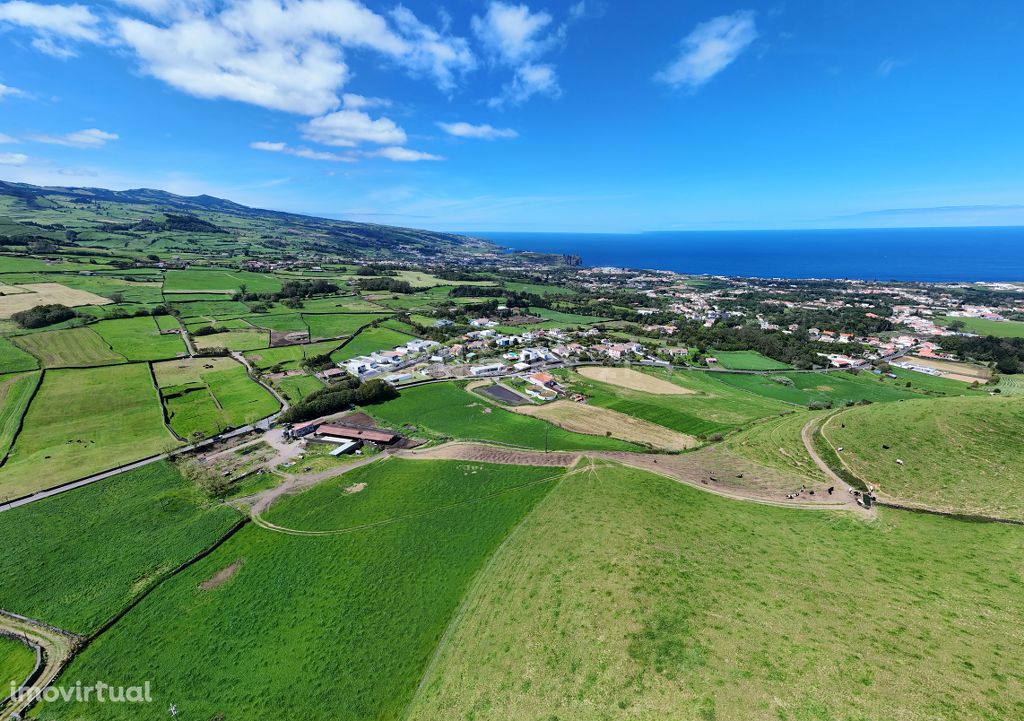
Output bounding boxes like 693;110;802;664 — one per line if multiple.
0;611;82;721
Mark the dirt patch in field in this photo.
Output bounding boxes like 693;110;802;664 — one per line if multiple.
345;482;367;494
398;443;580;467
514;400;697;451
577;366;694;395
199;560;244;591
341;411;380;427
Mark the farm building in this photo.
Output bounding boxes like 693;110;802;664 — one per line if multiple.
316;424;400;445
286;421;321;439
470;362;506;376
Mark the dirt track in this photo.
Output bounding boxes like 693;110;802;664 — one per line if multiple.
0;611;82;721
397;442;863;512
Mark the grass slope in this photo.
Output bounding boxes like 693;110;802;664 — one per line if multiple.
712;350;792;370
332;325;414;362
821;395;1024;518
369;383;642;451
39;460;555;721
0;364;177;498
0;635;34;695
408;461;1024;721
724;409;828;483
565;368;788;437
0;461;239;634
11;327;125;368
0;336;37;373
0;371;39;460
92;315;186;360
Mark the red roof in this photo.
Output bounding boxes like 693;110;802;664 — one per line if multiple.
317;424;398;443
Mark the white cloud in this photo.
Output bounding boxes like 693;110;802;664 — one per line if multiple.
302;109;406;147
366;146;442;162
390;5;475;92
472;1;556;64
655;10;757;90
473;2;570;107
877;58;906;77
113;0;474;116
250;140;355;162
341;93;390;110
438;121;518;140
0;133;17;143
0;152;28;165
0;82;24;99
489;62;559;107
30;128;119;148
0;1;102;57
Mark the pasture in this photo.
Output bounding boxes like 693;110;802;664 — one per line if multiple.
332;325;414;362
0;364;177;498
0;371;39;460
408;461;1024;721
712;369;923;406
904;355;991;382
162;269;282;294
303;312;392;340
38;460;556;721
92;315;187;360
820;395;1024;519
939;315;1024;337
566;368;788;437
369;383;642;451
0;335;37;373
0;635;34;695
0;282;110;318
724;409;827;483
156;358;278;438
272;372;324;402
711;350;792;370
245;340;344;371
527;306;607;325
0;461;241;634
514;400;697;450
11;326;125;368
192;328;270;352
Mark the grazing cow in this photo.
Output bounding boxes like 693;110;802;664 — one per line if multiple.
896;458;904;465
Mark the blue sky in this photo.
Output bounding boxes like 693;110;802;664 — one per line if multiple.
0;0;1022;232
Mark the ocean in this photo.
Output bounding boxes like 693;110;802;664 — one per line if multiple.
472;226;1024;282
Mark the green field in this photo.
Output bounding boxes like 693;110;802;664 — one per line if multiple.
273;372;324;402
332;325;414;362
564;368;788;437
407;461;1024;721
169;299;252;318
11;327;125;368
0;634;35;695
92;315;187;360
939;315;1024;337
38;459;556;721
156;359;278;438
711;350;793;370
244;312;308;333
712;369;925;405
996;375;1024;395
0;364;177;498
163;269;283;294
820;395;1024;519
244;340;345;371
303;312;392;340
369;383;642;451
0;371;40;460
0;335;38;373
193;328;270;351
527;306;607;325
0;462;239;634
724;409;828;483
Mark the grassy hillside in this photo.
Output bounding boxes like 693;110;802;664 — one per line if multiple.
820;395;1024;518
0;635;35;695
0;461;239;634
407;461;1024;721
37;460;556;721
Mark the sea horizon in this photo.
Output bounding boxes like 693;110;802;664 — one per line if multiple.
472;226;1024;283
